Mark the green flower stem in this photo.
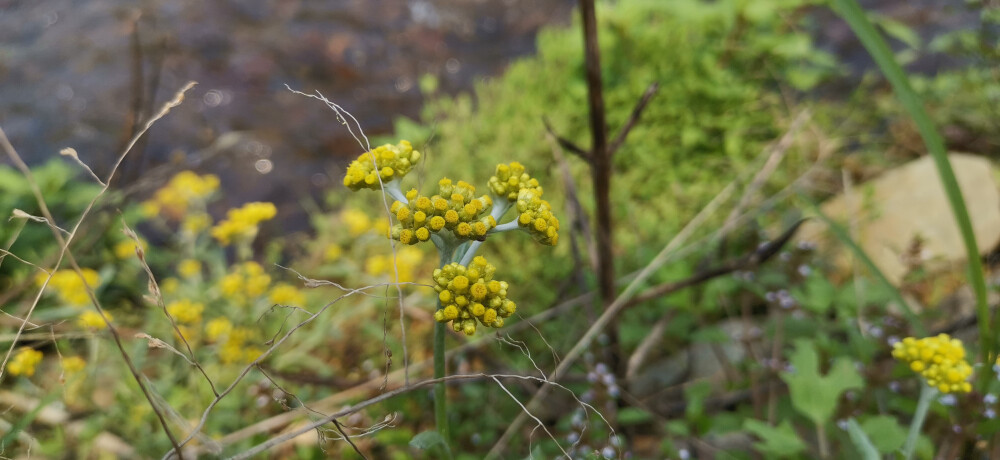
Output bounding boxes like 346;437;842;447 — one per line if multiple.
433;247;452;444
489;220;520;234
458;241;482;267
384;180;407;204
903;384;937;460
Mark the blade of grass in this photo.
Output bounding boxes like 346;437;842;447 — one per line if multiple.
831;0;990;378
805;199;925;336
0;389;59;448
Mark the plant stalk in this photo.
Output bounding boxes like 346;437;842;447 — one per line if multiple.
433;248;453;444
903;384;937;460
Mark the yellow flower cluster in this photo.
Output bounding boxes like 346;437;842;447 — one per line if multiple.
269;283;305;305
210;202;277;246
205;317;233;342
61;356;86;374
390;179;497;244
219;262;272;303
488;162;542;201
218;327;263;364
8;347;43;377
78;310;113;329
341;208;372;237
892;334;973;394
365;246;423;283
343;140;421;190
516;188;560;246
37;269;100;306
142;171;220;219
113;238;147;260
178;259;202;278
166;299;205;323
432;256;516;336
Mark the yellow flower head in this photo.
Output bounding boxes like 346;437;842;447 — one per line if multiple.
8;347;43;377
114;238;147;260
488;162;542;201
365;247;424;283
148;171;220;219
341;208;372;237
210;202;277;246
432;256;515;336
343;140;421;191
37;269;100;306
324;243;343;262
205;317;234;342
61;356;86;375
178;259;202;278
78;310;113;329
166;299;205;324
892;334;973;394
269;283;305;306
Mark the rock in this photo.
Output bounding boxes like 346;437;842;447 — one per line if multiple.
797;153;1000;285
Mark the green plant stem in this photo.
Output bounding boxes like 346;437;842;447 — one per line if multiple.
903;384;937;460
433;248;452;445
433;309;448;443
816;422;830;459
832;0;991;387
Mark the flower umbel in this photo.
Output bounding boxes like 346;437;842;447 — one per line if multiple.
432;256;516;336
892;334;973;394
343;140;421;190
390;178;496;244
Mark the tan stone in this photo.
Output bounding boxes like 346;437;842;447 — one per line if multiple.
797;153;1000;285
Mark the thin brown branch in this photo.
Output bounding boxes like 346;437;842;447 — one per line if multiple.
541;116;591;163
608;82;660;156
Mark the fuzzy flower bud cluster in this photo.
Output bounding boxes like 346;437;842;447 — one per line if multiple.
892;334;973;394
343;140;421;190
432;256;516;335
516;188;560;246
488;162;542;201
390;178;496;244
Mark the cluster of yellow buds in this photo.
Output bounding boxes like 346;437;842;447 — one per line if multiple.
389;179;496;244
488;162;542;201
516;189;560;246
892;334;973;394
142;171;220;219
343;140;421;190
210;202;277;246
432;256;516;335
37;268;100;306
8;347;43;377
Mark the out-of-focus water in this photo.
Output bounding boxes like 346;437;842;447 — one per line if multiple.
0;0;574;227
0;0;984;231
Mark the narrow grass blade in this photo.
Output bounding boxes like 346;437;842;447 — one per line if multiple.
831;0;990;374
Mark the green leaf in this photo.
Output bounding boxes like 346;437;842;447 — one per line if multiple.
846;418;880;460
410;430;452;459
781;339;863;427
860;415;907;454
744;419;808;458
618;407;653;425
800;274;835;314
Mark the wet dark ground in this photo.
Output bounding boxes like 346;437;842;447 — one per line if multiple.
0;0;986;233
0;0;575;228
